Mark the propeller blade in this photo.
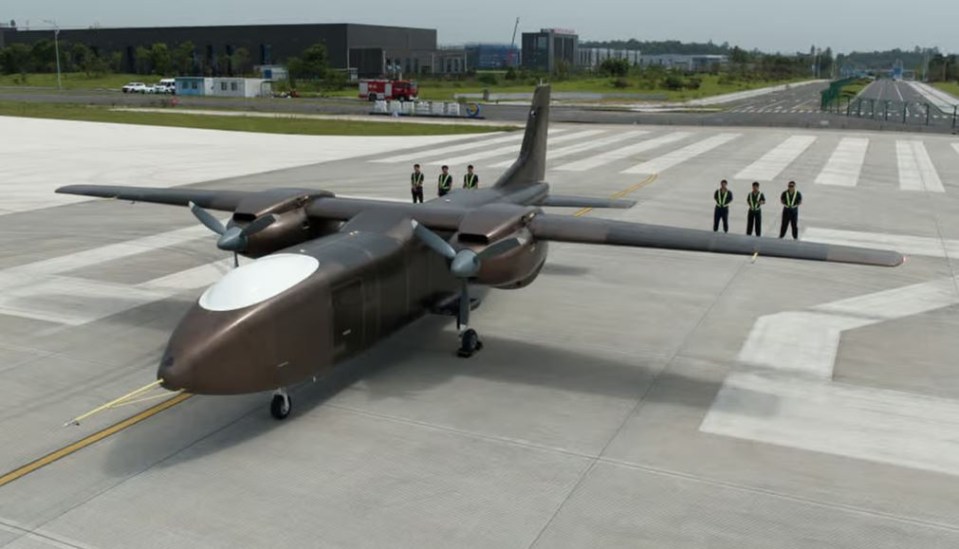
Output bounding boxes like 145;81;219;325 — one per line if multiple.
458;279;470;330
411;220;457;260
241;214;278;237
188;201;226;235
476;237;523;261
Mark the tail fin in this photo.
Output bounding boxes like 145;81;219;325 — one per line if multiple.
494;84;550;188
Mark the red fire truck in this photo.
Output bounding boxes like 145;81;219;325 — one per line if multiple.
359;79;419;101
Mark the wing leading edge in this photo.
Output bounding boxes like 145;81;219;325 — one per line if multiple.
56;185;250;212
528;214;904;267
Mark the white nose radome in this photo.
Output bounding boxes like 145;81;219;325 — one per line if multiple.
199;254;319;312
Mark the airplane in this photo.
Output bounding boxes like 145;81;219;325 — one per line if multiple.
57;85;903;421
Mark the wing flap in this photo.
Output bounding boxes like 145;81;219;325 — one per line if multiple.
56;185;250;212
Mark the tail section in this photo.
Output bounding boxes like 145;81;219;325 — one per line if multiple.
494;84;551;188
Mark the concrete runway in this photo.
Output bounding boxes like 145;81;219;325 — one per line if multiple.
2;117;959;548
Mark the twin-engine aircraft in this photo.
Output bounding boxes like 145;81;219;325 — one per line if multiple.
58;85;902;420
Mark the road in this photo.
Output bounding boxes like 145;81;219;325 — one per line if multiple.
2;118;959;547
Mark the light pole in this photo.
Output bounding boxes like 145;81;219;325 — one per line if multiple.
43;19;62;90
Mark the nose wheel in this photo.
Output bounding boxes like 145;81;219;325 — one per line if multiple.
457;328;483;358
270;390;291;420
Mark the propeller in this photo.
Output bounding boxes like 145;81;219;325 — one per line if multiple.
188;202;278;267
411;220;523;330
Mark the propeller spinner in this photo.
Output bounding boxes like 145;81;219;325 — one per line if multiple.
189;202;278;267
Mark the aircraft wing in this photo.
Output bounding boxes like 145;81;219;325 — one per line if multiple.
528;214;904;267
56;185;251;212
538;195;637;209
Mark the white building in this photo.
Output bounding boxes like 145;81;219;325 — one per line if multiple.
639;54;728;72
209;78;272;98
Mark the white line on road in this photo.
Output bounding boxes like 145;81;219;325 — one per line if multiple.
622;133;741;175
429;130;604;166
803;227;959;258
372;130;564;164
735;135;817;181
555;131;693;172
490;130;649;168
896;141;945;192
814;138;869;187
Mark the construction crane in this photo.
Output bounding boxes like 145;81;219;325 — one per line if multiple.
510;17;520;67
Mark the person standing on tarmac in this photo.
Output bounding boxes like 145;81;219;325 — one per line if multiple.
713;179;733;233
410;164;425;204
463;165;479;190
437;165;453;197
779;180;803;239
745;181;765;237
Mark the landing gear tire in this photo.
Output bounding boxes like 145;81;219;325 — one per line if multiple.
457;329;482;358
270;392;291;420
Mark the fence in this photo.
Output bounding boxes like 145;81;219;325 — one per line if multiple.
839;97;958;129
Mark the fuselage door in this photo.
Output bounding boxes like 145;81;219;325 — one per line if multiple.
332;279;364;361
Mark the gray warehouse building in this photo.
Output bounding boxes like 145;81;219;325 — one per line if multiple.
522;28;578;72
0;23;440;78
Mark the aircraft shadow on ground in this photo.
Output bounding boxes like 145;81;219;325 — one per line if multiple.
102;300;774;474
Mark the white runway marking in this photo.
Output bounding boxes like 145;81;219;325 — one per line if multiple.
555;132;693;172
428;130;604;166
814;138;869;187
490;130;649;168
0;223;230;325
953;143;959;157
371;132;527;164
734;135;817;181
896;141;945;192
622;133;741;175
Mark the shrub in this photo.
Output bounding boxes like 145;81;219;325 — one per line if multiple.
611;77;630;89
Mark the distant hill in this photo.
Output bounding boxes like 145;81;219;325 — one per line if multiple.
838;48;937;70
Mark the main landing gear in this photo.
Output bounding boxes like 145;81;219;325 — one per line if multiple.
270;389;291;420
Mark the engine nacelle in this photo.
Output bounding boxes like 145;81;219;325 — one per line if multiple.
230;188;340;258
452;203;547;288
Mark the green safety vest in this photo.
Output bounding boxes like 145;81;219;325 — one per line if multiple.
438;174;452;191
715;190;730;208
411;172;424;188
784;191;799;208
748;192;764;211
464;173;478;189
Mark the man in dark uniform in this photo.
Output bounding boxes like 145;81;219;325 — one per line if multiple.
745;181;765;237
779;180;803;239
437;165;453;197
713;179;733;233
463;165;479;190
410;164;425;204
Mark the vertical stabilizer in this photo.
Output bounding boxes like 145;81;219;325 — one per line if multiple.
494;84;551;188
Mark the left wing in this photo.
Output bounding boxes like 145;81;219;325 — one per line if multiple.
528;214;904;267
56;185;251;212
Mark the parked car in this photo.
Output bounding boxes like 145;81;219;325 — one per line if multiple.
122;82;150;94
152;79;177;94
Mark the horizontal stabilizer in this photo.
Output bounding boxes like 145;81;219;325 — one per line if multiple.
540;195;637;209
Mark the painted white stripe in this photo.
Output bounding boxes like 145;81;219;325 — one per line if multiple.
428;130;604;166
555;132;693;172
803;227;959;258
952;143;959;157
704;273;959;477
372;130;564;164
622;133;742;175
734;135;817;181
897;141;945;192
490;130;649;168
814;137;868;187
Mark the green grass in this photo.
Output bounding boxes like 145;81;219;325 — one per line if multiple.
0;101;515;136
932;81;959;99
840;78;873;98
0;72;143;90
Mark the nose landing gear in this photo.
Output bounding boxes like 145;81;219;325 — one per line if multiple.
457;328;484;358
270;389;291;420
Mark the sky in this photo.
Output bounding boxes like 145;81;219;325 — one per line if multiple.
3;0;957;54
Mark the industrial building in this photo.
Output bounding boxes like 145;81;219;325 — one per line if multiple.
522;28;578;72
0;23;448;78
577;47;642;70
639;54;728;72
465;44;520;70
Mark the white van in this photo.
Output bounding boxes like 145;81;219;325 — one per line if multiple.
152;78;177;94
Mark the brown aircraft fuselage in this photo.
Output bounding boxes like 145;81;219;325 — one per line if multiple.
159;184;550;395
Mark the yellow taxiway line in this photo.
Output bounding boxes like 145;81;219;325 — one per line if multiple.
574;174;659;217
0;393;192;489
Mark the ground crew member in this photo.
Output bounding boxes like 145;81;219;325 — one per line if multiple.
713;179;733;233
410;164;425;204
463;165;479;190
746;181;765;237
779;180;803;239
437;165;453;197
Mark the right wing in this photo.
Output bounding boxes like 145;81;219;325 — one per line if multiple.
539;195;637;209
56;185;250;212
528;214;904;267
